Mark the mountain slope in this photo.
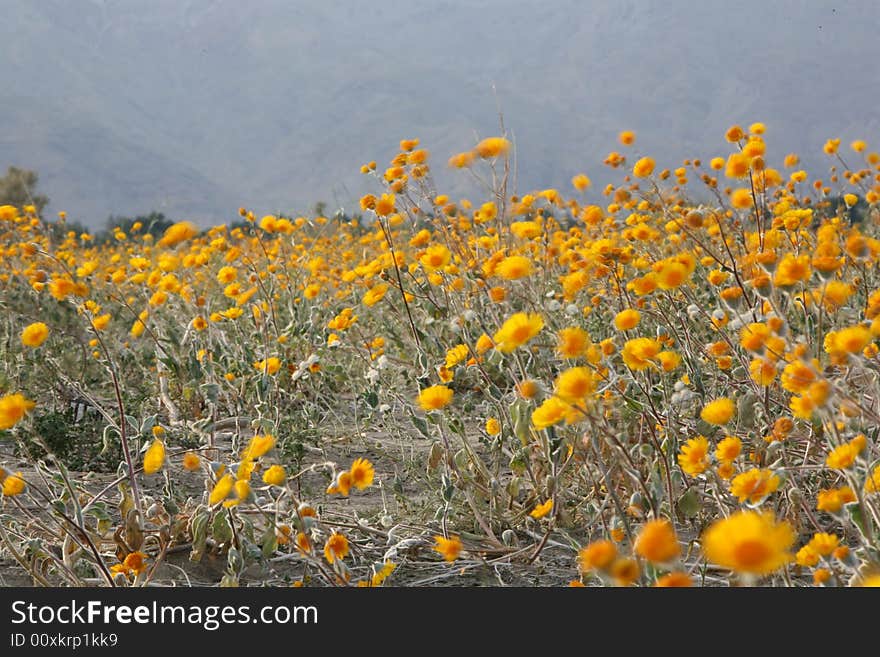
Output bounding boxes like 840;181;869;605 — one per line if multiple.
2;0;878;226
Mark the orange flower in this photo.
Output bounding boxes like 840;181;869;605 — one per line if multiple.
0;394;35;431
242;434;276;460
654;572;692;587
111;551;149;578
610;558;640;586
419;244;451;271
774;253;811;287
725;125;744;142
433;535;463;562
474;137;510;159
448;151;475;168
323;532;350;564
572;173;592;190
729;468;780;504
578;540;617;571
678;436;710;476
655;261;688;290
634;519;680;564
557;327;589;359
866;465;880;495
158;221;199;247
531;397;572;430
622;337;661;371
262;465;287;486
492;313;544;353
633;157;655;178
21;322;49;347
702;511;794;576
700;397;735;425
715;436;742;463
142;440;166;475
554;367;595;404
362;283;389;307
349;458;375;490
496;255;533;280
374;193;395;216
826;435;866;470
182;452;201;471
614;309;641;331
417;385;454;411
209;474;235;505
529;499;554;519
816;486;856;512
253;357;282;375
730;188;753;209
326;470;352;497
1;472;26;496
517;379;539;399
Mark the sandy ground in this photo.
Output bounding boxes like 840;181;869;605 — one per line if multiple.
0;429;576;587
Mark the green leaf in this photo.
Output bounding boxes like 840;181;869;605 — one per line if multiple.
189;508;210;563
417;351;429;375
101;424;118;455
485;382;504;401
364;390;379;408
86;504;111;522
253;417;275;434
125;415;140;435
737;392;757;428
140;414;158;434
678;488;701;519
219;574;239;587
211;512;233;544
201;383;220;405
441;474;454;502
410;414;430;438
227;547;244;573
847;504;866;535
510;399;530;446
261;528;278;559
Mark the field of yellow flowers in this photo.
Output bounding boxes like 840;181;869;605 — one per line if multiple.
2;125;880;587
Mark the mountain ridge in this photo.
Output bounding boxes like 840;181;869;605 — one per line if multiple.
2;0;878;227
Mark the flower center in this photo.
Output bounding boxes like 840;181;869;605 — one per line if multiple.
733;539;772;569
511;325;531;342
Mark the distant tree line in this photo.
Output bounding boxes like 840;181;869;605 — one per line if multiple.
0;166;49;214
6;165;872;245
100;211;175;241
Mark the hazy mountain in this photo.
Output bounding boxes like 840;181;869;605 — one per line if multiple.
2;0;878;227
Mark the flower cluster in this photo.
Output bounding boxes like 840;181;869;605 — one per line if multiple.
2;123;880;586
